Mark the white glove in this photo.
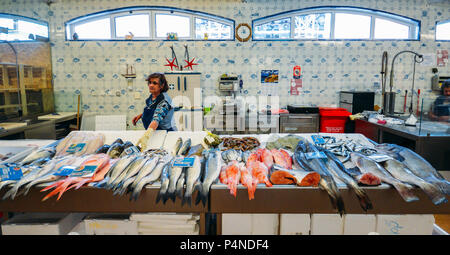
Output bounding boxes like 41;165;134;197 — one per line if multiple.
136;128;155;152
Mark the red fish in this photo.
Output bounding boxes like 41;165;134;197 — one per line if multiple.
224;161;241;197
248;161;272;187
279;149;292;169
270;149;289;169
240;165;257;200
258;148;274;169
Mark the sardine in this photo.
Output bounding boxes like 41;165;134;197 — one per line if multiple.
156;160;172;204
376;143;450;195
196;150;222;206
351;152;419;202
320;148;373;211
178;138;191;156
182;156;202;206
176;171;186;199
172;138;183;156
20;146;56;165
294;139;346;215
382;158;447;205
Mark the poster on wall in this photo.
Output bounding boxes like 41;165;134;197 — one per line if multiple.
261;70;279;96
437;50;448;67
290;65;302;96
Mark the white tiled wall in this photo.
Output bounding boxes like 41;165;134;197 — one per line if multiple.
1;0;449;129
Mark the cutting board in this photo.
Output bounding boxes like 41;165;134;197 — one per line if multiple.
0;122;27;130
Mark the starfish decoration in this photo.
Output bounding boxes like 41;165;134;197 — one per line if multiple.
184;58;198;70
164;57;178;71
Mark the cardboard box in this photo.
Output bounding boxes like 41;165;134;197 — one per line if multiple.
279;214;310;235
343;214;376;235
376;214;435;235
84;214;138;235
1;213;85;235
310;214;344;235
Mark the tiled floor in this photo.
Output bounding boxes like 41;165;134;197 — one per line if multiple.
434;214;450;234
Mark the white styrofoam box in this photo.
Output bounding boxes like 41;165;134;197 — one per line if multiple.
251;214;279;235
84;214;138;235
99;130;167;149
376;214;435;235
222;213;252;235
343;214;376;235
95;115;127;131
139;224;199;235
130;213;199;222
1;213;86;235
310;214;344;235
279;214;311;235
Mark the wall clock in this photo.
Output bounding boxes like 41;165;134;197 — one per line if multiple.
235;23;252;42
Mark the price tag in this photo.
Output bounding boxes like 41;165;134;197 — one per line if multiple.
305;151;327;160
53;166;77;176
69;165;97;178
172;156;195;168
0;167;23;181
66;143;86;154
311;135;326;145
122;146;140;156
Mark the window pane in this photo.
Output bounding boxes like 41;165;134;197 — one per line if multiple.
254;18;291;39
115;14;150;38
0;18;14;29
436;21;450;40
155;14;190;38
334;13;371;39
195;18;231;39
374;18;410;39
74;18;111;39
18;20;48;38
294;13;331;39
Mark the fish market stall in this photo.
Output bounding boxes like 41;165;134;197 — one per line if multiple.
0;130;448;235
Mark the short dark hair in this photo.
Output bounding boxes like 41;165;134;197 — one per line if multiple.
442;79;450;95
146;72;169;93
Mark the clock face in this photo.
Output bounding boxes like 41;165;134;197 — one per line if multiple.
238;26;249;38
236;23;251;42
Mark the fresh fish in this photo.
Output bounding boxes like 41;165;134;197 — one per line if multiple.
112;138;124;145
269;164;320;187
178;138;191;156
119;146;141;157
105;155;137;188
114;176;137;196
130;155;163;190
166;165;184;202
221;149;242;163
196;150;222;206
320;148;373;211
172;138;183;156
294;140;345;215
110;155;147;190
116;157;159;196
20;146;56;165
186;144;205;157
0;180;17;192
55;133;75;156
270;149;290;169
130;158;171;201
351;152;419;202
182;155;202;206
95;144;110;154
122;141;134;150
257;148;274;169
83;133;105;155
223;160;241;197
106;143;124;158
176;171;186;199
382;158;447;205
239;164;258;200
376;143;450;195
156;160;172;204
248;160;272;187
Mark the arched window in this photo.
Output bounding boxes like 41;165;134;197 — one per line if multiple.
0;13;49;41
436;20;450;41
252;7;420;41
65;7;234;41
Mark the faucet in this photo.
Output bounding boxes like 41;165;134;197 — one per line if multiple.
389;50;423;114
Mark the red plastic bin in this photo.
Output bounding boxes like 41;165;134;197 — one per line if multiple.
319;107;352;133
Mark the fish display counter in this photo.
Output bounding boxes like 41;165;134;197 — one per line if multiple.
0;130;448;235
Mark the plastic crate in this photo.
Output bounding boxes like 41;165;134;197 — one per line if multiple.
319;107;352;133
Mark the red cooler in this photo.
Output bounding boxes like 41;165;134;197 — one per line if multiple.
319;107;352;133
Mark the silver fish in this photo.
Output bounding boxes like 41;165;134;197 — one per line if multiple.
320;148;373;211
130;155;166;191
351;152;419;202
105;155;138;188
382;158;447;205
156;160;172;204
376;143;450;195
172;138;183;156
196;150;222;206
130;159;171;201
111;156;148;190
166;165;183;202
114;176;137;196
178;138;191;156
20;146;56;165
175;171;186;199
182;155;202;206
